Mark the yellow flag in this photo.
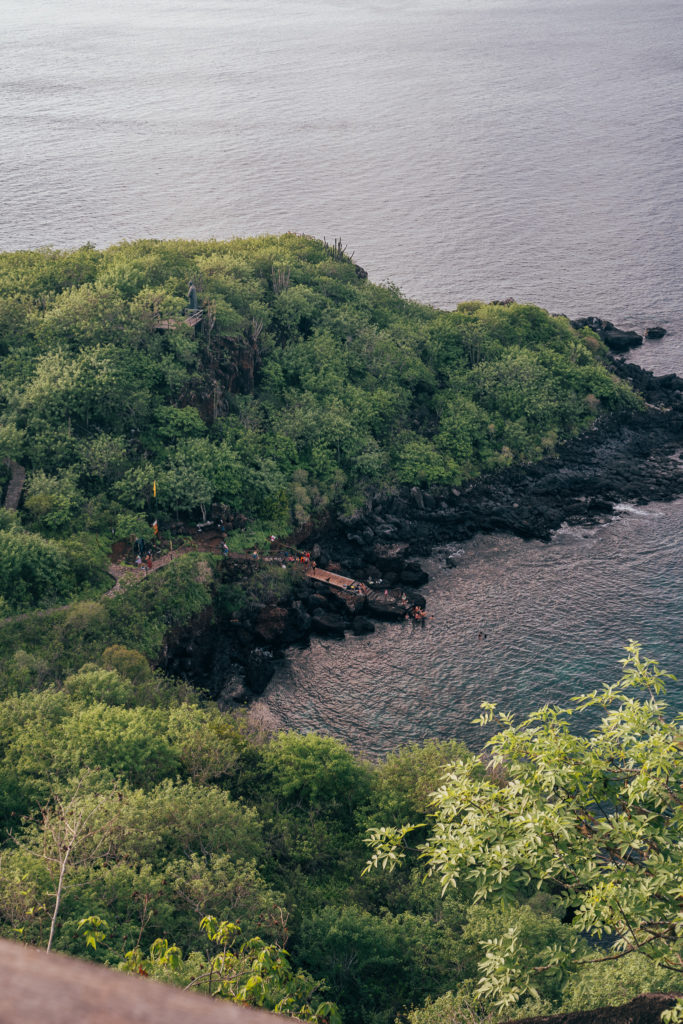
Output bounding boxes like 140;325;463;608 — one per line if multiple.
153;480;157;498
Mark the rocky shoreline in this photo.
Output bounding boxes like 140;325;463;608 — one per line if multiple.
162;351;683;704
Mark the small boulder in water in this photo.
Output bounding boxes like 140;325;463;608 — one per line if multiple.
602;327;643;352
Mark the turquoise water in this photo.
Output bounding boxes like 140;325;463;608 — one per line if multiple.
2;0;682;752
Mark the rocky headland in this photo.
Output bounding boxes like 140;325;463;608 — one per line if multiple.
162;349;683;704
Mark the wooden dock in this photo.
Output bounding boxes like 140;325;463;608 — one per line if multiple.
306;567;369;594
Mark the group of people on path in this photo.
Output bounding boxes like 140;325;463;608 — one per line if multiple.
128;524;434;624
132;536;155;571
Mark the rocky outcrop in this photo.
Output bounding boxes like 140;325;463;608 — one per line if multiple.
646;326;667;339
0;934;277;1024
311;612;347;638
3;459;26;510
245;648;275;693
570;316;643;352
365;590;411;621
161;350;683;705
352;615;375;635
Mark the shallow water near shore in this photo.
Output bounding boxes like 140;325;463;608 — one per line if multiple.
255;495;683;755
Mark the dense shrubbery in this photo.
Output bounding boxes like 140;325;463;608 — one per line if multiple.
1;647;679;1023
0;240;660;1020
0;553;213;694
0;236;637;586
0;236;640;692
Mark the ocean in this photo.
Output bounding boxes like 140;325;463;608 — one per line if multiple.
2;0;681;751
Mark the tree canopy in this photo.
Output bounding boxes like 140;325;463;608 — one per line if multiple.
365;642;683;1021
1;645;681;1023
0;235;637;615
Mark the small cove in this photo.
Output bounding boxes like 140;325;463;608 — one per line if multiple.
253;493;683;756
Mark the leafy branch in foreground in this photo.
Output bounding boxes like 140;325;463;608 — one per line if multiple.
114;915;341;1024
365;642;683;1014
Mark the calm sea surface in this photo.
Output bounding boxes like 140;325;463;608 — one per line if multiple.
2;0;682;751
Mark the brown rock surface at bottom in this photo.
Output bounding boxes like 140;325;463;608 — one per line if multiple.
0;937;277;1024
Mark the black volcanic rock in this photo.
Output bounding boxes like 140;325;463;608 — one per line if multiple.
400;563;429;587
646;326;667;339
603;327;643;352
410;486;425;509
366;590;409;621
352;615;375;635
160;347;683;704
311;612;347;637
569;316;643;352
245;649;275;693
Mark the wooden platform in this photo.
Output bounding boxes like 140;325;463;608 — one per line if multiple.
307;567;369;593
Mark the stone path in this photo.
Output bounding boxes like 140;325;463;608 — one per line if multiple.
103;549;178;597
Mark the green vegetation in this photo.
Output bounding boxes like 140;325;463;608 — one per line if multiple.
116;915;342;1024
0;235;639;689
1;646;680;1022
0;552;213;697
0;234;643;696
366;643;683;1021
0;238;662;1019
0;235;635;572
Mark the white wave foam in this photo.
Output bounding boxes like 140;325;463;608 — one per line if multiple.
614;503;661;517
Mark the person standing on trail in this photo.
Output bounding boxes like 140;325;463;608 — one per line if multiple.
145;553;153;571
222;541;229;558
